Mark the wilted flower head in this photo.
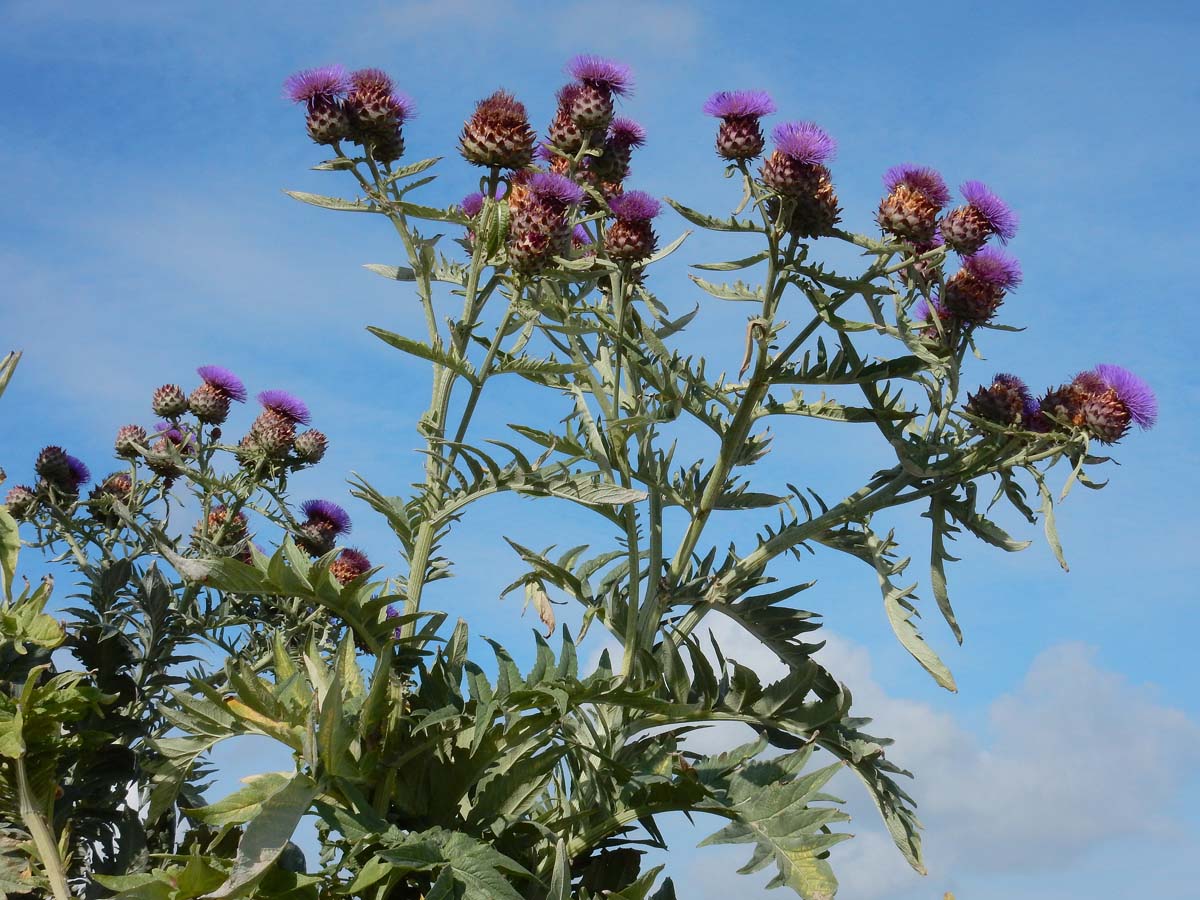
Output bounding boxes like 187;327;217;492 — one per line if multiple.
301;499;352;535
962;247;1022;290
966;373;1034;427
284;65;351;103
257;390;311;425
883;164;951;207
566;55;634;95
1091;364;1157;429
609;190;660;222
703;90;776;120
770;121;836;165
197;365;247;402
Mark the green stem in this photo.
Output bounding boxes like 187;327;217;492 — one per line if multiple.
16;756;71;900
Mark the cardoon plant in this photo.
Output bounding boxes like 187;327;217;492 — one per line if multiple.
0;55;1157;900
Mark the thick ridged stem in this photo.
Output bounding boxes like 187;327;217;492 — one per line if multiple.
17;755;71;900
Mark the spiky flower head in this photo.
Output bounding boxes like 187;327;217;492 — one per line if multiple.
703;90;776;120
5;485;37;519
566;55;634;96
248;410;295;458
966;373;1034;427
607;117;646;150
761;123;837;201
530;172;585;208
1091;364;1157;429
189;384;230;424
940;180;1018;253
878;164;951;243
941;248;1021;324
962;247;1022;290
294;429;328;464
460;90;536;169
298;498;351;556
151;384;188;419
572;224;594;249
284;65;350;104
507;229;556;275
461;191;486;218
114;424;147;458
66;456;91;490
591;117;645;180
197;365;247;402
609;190;660;222
285;64;353;145
87;473;132;524
35;445;72;487
257;390;311;425
301;499;351;535
705;91;776;161
547;84;587;153
330;548;372;585
770;121;836;166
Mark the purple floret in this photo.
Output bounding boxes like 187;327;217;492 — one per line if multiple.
258;390;311;425
608;117;646;148
197;365;247;402
883;164;951;206
913;296;947;323
960;180;1019;242
703;90;776;119
771;121;836;165
992;372;1033;405
154;421;194;451
1092;364;1158;428
351;67;393;93
566;54;634;95
301;499;351;534
572;224;594;246
609;190;661;222
962;246;1022;290
461;192;485;217
530;172;585;206
284;65;350;103
66;455;90;488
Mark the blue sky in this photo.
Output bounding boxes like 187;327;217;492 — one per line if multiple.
2;1;1198;897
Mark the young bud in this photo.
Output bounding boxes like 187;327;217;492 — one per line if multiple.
330;548;372;585
460;90;536;169
293;429;328;464
965;374;1033;427
189;382;231;424
152;384;188;418
5;485;37;519
114;424;148;458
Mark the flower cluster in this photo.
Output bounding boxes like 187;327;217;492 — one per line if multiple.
285;65;414;163
967;365;1156;445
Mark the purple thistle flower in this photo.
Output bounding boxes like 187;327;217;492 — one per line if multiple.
771;121;837;165
609;190;661;222
284;64;350;103
703;90;776;120
1091;364;1158;428
960;180;1019;243
607;117;646;149
301;499;351;535
566;55;634;95
572;224;594;246
913;296;947;323
351;67;393;94
883;164;951;206
461;192;485;217
385;603;402;639
66;455;91;488
992;372;1033;405
962;247;1022;290
154;421;195;452
196;365;247;403
530;172;585;207
257;390;311;425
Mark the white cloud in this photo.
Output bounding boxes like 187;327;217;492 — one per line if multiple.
667;618;1200;899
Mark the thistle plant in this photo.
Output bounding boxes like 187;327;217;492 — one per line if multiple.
0;54;1156;900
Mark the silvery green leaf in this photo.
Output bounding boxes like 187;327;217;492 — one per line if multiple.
368;327;476;381
310;157;357;171
665;198;764;232
692;250;770;271
688;275;764;302
386;156;442;180
363;263;417;281
284;190;377;213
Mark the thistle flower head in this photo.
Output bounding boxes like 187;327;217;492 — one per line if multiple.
530;171;584;207
301;499;351;535
991;372;1033;405
331;548;372;584
960;180;1018;242
284;64;350;103
607;117;646;149
351;67;393;96
883;164;951;206
703;90;776;119
461;192;485;217
572;224;594;247
1091;364;1157;428
154;421;195;453
770;121;836;165
566;55;633;95
609;190;661;222
66;455;91;489
257;390;311;425
556;83;583;107
962;247;1022;290
197;365;247;402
